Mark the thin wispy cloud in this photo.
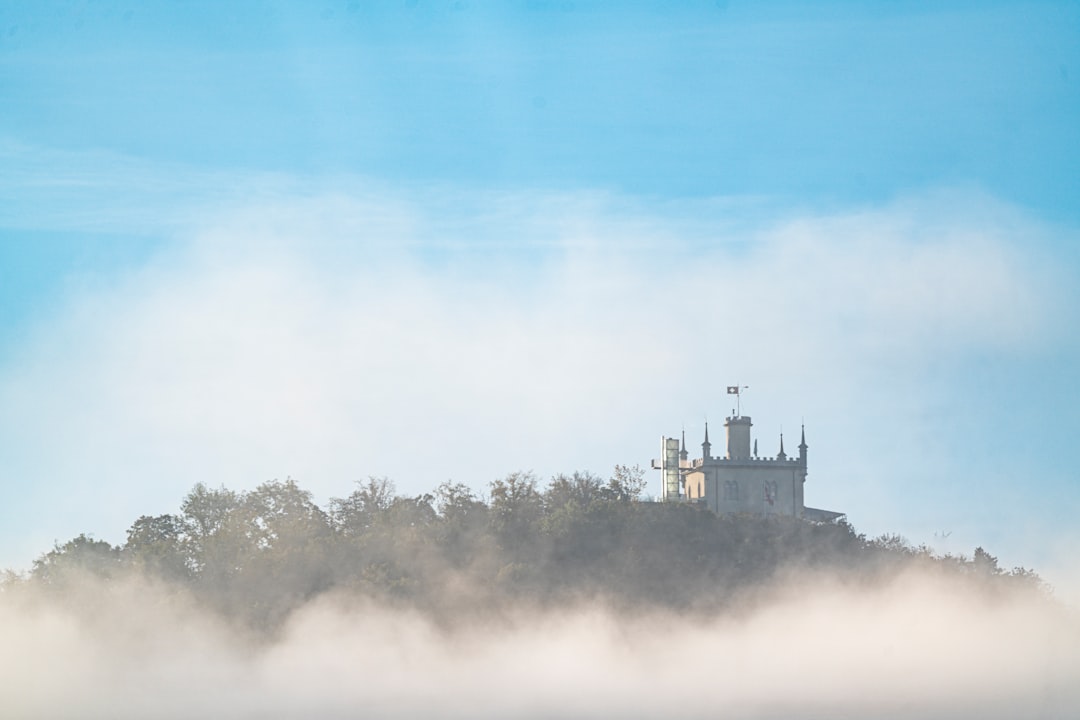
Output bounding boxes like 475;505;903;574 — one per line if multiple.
1;185;1074;587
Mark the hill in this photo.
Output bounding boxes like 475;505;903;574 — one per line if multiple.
7;468;1044;631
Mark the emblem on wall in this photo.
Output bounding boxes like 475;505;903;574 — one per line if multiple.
764;480;778;506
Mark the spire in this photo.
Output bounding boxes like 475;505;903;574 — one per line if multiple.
680;429;688;460
798;424;808;465
702;422;712;459
777;433;787;461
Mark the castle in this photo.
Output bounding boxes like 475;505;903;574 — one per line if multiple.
654;410;843;522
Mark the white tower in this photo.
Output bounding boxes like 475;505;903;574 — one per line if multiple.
725;416;752;459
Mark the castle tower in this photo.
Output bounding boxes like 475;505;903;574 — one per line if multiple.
725;416;752;459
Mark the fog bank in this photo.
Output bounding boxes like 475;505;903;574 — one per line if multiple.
2;568;1075;719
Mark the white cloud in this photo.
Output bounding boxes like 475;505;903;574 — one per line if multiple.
0;187;1074;581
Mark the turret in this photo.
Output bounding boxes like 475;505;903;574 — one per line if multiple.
702;422;712;460
798;424;808;466
680;429;688;461
724;416;753;459
776;433;787;461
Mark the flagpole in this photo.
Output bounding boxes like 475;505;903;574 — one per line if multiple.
726;384;749;417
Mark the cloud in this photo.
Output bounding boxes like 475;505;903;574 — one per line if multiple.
0;187;1074;580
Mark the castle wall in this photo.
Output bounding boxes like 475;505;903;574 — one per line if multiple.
702;461;804;517
684;471;706;500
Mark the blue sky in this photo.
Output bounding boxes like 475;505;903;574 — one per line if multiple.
1;1;1078;591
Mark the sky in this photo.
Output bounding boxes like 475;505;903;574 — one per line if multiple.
0;0;1078;593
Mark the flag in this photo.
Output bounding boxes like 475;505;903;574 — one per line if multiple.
726;386;740;394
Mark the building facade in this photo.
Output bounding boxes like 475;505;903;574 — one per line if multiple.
655;415;842;522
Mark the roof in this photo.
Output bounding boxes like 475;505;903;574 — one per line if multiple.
803;507;846;523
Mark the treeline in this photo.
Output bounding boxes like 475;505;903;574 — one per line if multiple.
7;467;1044;630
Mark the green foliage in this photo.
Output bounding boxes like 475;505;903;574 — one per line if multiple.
180;482;242;580
329;477;396;538
608;464;647;502
21;469;1048;628
123;514;189;581
489;471;543;550
973;546;1000;575
181;482;240;540
32;534;122;585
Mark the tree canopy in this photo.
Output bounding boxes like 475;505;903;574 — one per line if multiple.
11;466;1045;630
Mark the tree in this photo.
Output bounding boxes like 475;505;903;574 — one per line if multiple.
329;477;396;538
607;464;647;502
186;478;336;627
489;471;543;551
544;471;604;513
123;514;190;580
973;546;1001;576
384;493;437;530
180;482;243;579
433;481;491;570
31;534;121;585
181;482;240;539
435;481;485;523
241;478;332;552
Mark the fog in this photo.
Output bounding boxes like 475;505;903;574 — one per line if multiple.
2;188;1075;579
3;568;1076;719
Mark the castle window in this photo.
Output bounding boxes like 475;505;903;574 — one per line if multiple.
723;480;739;501
764;480;778;506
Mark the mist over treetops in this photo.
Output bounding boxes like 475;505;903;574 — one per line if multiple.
8;468;1045;632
